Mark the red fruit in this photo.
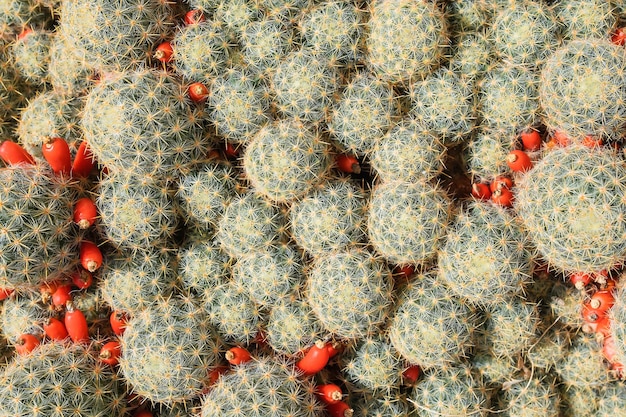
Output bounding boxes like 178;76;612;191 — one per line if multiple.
612;27;626;46
225;346;252;365
489;176;513;192
296;340;330;376
491;187;514;207
325;341;343;358
402;364;421;384
316;383;343;405
73;197;98;229
17;27;33;41
589;290;615;313
0;140;35;165
471;183;492;200
335;154;361;174
71;141;95;177
40;280;61;302
51;283;73;307
569;272;592;290
80;241;102;272
552;130;570;147
224;142;240;159
110;311;129;336
520;130;542;152
71;269;93;290
582;135;603;148
595;316;612;339
64;301;90;344
43;317;68;341
603;335;619;363
99;340;121;366
15;333;40;355
506;149;533;173
184;9;205;25
326;401;354;417
0;287;14;301
42;137;72;175
188;82;209;103
154;41;173;63
207;365;229;387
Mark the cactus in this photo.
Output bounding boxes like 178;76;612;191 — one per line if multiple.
265;296;324;356
299;0;365;64
213;0;259;40
548;280;584;329
610;285;626;365
353;392;412;417
10;28;52;83
438;201;533;306
0;341;128;416
479;63;540;136
172;19;231;84
515;145;626;273
258;0;313;22
0;0;51;30
17;90;83;160
409;68;476;143
207;68;271;143
447;0;492;32
499;375;560;417
305;248;393;341
0;289;53;343
242;119;331;203
367;179;452;266
233;242;304;308
410;365;488;417
540;38;626;141
177;162;239;233
289;178;367;257
555;0;616;40
450;31;495;84
270;49;339;122
471;350;518;385
96;172;179;252
369;119;445;183
203;280;264;344
81;68;210;178
47;34;95;95
329;71;396;155
343;335;404;392
490;1;560;68
178;238;233;295
239;17;296;78
57;0;172;72
366;0;447;84
119;294;222;405
596;381;626;416
216;192;285;258
555;332;613;389
525;324;570;372
389;273;476;369
561;386;599;416
466;128;519;180
100;247;179;315
199;356;323;417
0;164;80;288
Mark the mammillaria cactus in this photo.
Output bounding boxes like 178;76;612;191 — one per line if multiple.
200;356;323;417
343;335;404;392
119;294;222;405
555;332;613;388
556;0;616;40
0;289;53;343
10;28;52;83
498;375;560;417
450;31;495;84
265;296;324;356
306;248;393;341
366;0;447;84
540;38;626;141
438;201;533;306
239;17;296;78
466;128;518;180
178;238;232;295
515;145;626;273
0;342;129;416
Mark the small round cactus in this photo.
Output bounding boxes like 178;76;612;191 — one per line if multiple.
10;28;52;83
242;119;331;203
266;296;325;356
499;376;560;417
466;128;517;180
240;18;296;78
289;178;368;257
178;238;233;295
305;248;393;341
556;0;616;40
366;0;447;84
515;145;626;273
367;179;452;266
540;38;626;141
0;289;53;343
555;332;613;389
450;31;495;83
343;335;404;392
47;35;95;95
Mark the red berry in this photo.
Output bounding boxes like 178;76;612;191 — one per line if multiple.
51;283;73;307
184;9;205;25
154;41;173;63
552;130;570;147
110;311;129;336
17;27;33;41
15;333;40;355
491;187;514;207
133;411;154;417
326;400;354;417
73;197;98;229
99;340;121;366
296;340;330;376
316;383;343;405
225;346;252;365
506;149;533;173
71;141;95;177
569;271;592;290
207;365;229;387
582;135;603;148
188;82;209;103
325;341;343;358
603;335;619;363
612;27;626;46
520;130;542;152
589;290;615;313
471;183;492;200
489;176;513;192
42;137;72;175
80;241;102;272
0;140;35;165
43;317;68;341
224;142;240;159
335;154;361;174
402;364;421;385
71;269;93;290
595;316;612;338
0;287;14;301
64;301;90;344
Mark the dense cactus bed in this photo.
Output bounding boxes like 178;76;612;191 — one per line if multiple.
2;1;626;416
